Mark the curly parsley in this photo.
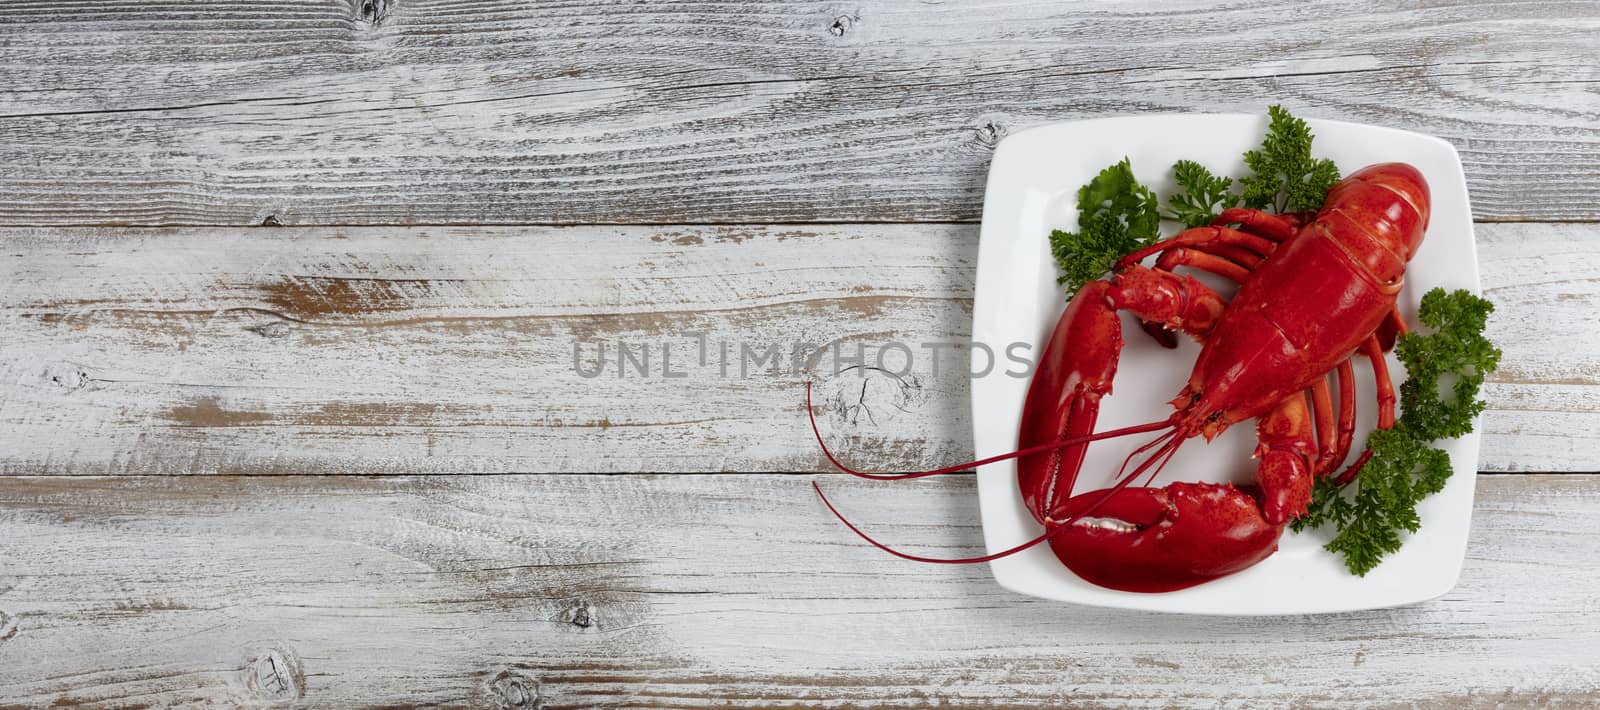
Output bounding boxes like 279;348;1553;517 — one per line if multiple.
1048;158;1160;296
1164;159;1240;228
1395;289;1502;442
1293;288;1501;576
1240;105;1342;213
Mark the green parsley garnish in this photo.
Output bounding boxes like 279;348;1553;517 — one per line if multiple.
1240;104;1342;213
1394;289;1502;442
1298;430;1454;577
1293;288;1502;576
1048;158;1159;296
1165;159;1240;228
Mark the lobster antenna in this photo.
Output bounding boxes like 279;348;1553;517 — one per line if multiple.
1142;438;1184;487
1047;432;1186;524
806;381;1171;480
1111;428;1178;487
1045;426;1175;518
811;431;1188;565
812;481;1066;564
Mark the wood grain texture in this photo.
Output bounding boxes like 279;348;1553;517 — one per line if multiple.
0;473;1595;708
1;222;1590;475
0;0;1596;225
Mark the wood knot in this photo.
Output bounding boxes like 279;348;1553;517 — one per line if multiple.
561;600;595;629
354;0;389;27
828;14;855;36
241;646;304;701
486;670;541;710
973;120;1008;149
0;609;18;642
260;214;284;227
245;321;292;338
825;365;925;429
45;363;87;390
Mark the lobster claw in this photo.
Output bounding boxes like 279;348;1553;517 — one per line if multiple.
1017;280;1122;523
1018;267;1226;523
1048;483;1283;593
1017;267;1314;593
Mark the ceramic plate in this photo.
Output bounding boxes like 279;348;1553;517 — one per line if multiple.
971;114;1481;615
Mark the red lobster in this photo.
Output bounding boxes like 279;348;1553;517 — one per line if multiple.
811;163;1430;593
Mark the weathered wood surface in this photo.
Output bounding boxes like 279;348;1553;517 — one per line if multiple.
0;1;1597;225
2;2;1597;707
0;474;1594;708
1;222;1591;475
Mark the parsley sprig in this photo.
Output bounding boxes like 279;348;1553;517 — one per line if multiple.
1394;289;1502;442
1052;107;1343;290
1048;158;1160;296
1165;159;1239;228
1240;105;1342;213
1293;289;1501;576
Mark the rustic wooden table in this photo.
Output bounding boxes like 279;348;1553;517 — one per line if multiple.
1;2;1597;707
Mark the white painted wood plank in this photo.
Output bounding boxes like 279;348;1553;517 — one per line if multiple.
1476;223;1600;472
0;1;1595;224
0;222;1589;474
0;474;1593;707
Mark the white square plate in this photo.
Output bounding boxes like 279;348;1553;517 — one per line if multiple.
972;114;1481;615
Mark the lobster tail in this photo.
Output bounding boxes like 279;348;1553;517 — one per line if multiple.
1327;162;1431;260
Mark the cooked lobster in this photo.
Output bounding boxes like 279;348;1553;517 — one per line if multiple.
811;162;1430;593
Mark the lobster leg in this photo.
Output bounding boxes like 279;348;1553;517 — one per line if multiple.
1116;226;1277;272
1321;358;1359;476
1213;207;1298;242
1310;376;1337;474
1163;207;1304;276
1318;336;1411;478
1194;243;1266;270
1376;306;1408;351
1156;247;1250;284
1159;242;1266;271
1335;336;1397;485
1364;336;1397;431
